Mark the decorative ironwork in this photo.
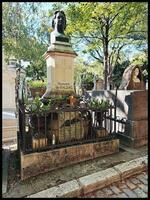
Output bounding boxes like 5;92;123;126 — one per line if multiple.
18;102;117;154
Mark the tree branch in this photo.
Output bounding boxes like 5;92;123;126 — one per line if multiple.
109;3;128;26
89;51;103;63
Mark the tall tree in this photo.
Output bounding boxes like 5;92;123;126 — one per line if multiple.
2;2;49;79
66;2;148;89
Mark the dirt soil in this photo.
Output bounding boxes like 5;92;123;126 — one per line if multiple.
3;145;147;198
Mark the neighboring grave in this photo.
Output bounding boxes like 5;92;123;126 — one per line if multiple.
42;11;77;98
93;76;104;90
91;89;148;148
119;65;145;90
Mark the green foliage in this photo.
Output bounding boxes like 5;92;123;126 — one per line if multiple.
88;98;110;110
51;95;68;104
25;94;71;114
2;2;47;79
66;2;148;88
25;60;46;80
131;50;148;82
74;57;103;88
27;80;46;88
81;73;94;84
25;96;51;114
3;2;147;89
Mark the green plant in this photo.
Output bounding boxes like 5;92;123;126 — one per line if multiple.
88;98;110;110
50;95;69;107
25;96;51;114
81;73;94;84
27;80;46;88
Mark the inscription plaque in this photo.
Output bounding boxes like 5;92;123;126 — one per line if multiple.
56;36;69;43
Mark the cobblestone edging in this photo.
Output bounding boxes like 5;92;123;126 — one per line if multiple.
85;171;148;198
27;155;147;198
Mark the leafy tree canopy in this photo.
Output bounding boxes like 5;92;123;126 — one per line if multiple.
66;2;148;88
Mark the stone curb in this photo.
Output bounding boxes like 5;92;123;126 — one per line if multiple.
27;155;147;198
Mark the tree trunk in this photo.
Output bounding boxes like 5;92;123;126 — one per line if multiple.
103;24;109;90
104;48;108;90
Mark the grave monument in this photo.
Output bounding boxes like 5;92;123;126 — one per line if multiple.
119;65;145;90
42;10;77;99
19;11;119;180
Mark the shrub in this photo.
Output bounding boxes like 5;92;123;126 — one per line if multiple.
28;80;46;88
88;98;110;110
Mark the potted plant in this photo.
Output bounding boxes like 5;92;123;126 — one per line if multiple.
87;98;110;110
25;96;52;131
27;80;46;97
87;98;110;137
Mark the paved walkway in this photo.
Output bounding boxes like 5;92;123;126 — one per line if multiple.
84;171;148;198
3;145;147;198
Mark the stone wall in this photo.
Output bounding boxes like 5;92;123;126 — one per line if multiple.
2;69;16;110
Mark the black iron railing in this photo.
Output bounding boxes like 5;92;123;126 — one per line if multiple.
107;116;128;135
18;101;117;154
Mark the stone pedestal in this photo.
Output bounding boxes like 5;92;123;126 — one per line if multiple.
116;90;148;147
91;90;148;148
48;111;90;144
42;33;77;98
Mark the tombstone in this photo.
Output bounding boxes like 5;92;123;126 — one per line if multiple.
42;11;77;99
93;75;104;90
119;65;145;90
91;89;148;148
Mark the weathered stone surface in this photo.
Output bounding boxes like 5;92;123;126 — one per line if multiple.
125;180;136;190
116;132;147;148
43;51;77;98
122;188;137;197
93;139;119;158
19;155;148;198
27;180;81;198
102;187;113;196
110;185;121;194
27;186;61;198
113;156;147;179
114;193;128;198
48;111;90;143
127;91;148;121
138;184;148;193
96;190;105;197
133;188;147;198
130;177;141;185
78;167;120;194
58;180;81;197
21;139;119;180
125;119;148;139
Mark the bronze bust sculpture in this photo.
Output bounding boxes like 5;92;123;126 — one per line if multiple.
52;10;66;35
